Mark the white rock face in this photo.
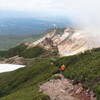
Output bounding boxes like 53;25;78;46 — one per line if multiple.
0;64;25;73
29;27;100;56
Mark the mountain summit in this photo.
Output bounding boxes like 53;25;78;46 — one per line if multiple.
27;27;99;56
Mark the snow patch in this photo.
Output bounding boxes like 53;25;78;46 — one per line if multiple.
0;64;25;73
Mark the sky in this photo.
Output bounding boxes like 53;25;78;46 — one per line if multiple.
0;0;100;28
0;0;99;45
0;0;64;11
0;0;67;16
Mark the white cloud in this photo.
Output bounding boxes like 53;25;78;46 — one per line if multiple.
0;0;60;11
0;0;100;29
0;0;100;44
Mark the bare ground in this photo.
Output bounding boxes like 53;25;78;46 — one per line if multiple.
40;74;91;100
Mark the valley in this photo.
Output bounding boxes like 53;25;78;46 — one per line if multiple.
0;33;44;50
0;17;69;50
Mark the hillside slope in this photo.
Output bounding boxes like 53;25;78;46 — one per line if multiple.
0;59;58;100
30;27;100;56
0;44;46;59
0;34;44;51
54;48;100;99
0;44;99;99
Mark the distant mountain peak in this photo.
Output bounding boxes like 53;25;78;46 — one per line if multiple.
26;27;100;56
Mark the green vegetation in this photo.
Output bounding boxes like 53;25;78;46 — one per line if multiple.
0;59;58;100
45;28;65;35
0;34;44;51
19;46;46;58
0;44;27;58
0;42;99;100
0;28;66;51
54;48;100;99
93;82;100;99
0;44;46;59
0;42;59;100
55;28;66;34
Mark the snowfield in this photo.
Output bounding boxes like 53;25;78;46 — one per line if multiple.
0;64;25;73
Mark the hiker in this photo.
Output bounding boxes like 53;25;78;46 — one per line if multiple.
60;64;65;74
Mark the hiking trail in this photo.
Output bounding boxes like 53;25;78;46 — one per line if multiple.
40;74;93;100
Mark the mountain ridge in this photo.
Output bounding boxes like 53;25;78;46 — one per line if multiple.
0;47;99;100
27;27;100;56
0;27;99;100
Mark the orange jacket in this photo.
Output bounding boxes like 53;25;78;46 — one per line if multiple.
61;65;65;71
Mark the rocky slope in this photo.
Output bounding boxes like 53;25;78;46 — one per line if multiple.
40;74;93;100
27;27;99;56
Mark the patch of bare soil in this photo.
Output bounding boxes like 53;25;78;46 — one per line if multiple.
40;74;91;100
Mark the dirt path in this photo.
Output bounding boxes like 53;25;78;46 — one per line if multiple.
40;74;91;100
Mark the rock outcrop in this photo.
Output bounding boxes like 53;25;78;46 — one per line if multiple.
0;56;23;65
26;27;100;56
38;38;58;52
40;74;91;100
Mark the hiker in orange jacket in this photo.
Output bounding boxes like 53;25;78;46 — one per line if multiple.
60;64;65;74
